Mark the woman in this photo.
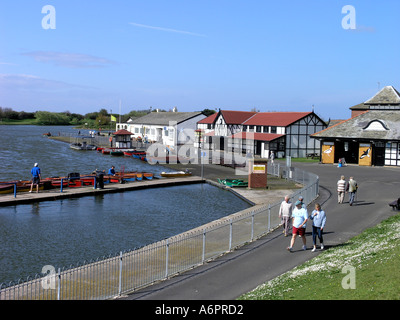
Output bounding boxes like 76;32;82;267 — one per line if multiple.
310;203;326;252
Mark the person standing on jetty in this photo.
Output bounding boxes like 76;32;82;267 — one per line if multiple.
287;200;308;252
29;163;41;193
279;195;292;237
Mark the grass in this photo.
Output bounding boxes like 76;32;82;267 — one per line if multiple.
239;213;400;300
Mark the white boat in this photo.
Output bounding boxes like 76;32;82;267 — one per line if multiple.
70;142;97;150
160;171;192;177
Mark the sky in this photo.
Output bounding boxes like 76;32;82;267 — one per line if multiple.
0;0;399;121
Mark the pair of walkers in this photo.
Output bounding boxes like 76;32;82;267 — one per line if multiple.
279;197;326;252
337;175;358;205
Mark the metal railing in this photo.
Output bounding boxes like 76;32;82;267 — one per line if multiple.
0;163;319;300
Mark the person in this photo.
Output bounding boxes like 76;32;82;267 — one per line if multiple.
309;203;326;252
347;176;358;206
270;151;275;165
287;200;308;252
108;166;116;176
337;175;346;204
279;195;292;237
298;196;305;207
29;163;41;193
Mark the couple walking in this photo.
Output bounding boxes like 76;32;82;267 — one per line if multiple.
337;176;358;205
279;196;326;252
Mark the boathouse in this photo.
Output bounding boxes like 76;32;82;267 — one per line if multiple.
311;86;400;166
197;110;326;158
113;129;133;149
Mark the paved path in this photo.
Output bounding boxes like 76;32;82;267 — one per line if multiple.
123;161;400;300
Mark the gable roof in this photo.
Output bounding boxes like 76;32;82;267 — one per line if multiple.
243;112;312;126
219;110;257;124
197;112;218;124
311;110;400;141
113;129;133;135
364;86;400;105
129;112;205;126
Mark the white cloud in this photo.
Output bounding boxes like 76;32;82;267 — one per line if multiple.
129;22;206;37
21;51;117;68
0;73;90;91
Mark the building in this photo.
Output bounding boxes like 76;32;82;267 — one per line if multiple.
350;86;400;117
312;86;400;166
197;109;327;158
117;111;206;147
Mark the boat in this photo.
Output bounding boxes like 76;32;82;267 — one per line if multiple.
0;180;53;194
160;171;192;178
70;142;97;150
143;172;154;180
218;178;248;187
102;149;111;154
110;150;124;156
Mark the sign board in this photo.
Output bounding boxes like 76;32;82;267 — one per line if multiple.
252;164;266;174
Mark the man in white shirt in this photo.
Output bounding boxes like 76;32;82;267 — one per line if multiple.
279;195;292;237
287;200;308;252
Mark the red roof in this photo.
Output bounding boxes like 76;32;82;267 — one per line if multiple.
197;113;218;124
231;132;284;142
220;110;257;124
113;129;133;135
243;112;312;126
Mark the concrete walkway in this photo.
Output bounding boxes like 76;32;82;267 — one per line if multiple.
123;161;400;300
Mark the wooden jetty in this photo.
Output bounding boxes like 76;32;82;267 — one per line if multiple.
0;176;204;207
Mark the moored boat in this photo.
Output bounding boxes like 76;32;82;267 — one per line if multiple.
160;171;192;178
218;178;248;187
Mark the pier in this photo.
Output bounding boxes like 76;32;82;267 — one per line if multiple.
0;176;204;207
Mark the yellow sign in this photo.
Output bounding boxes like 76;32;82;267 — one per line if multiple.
359;144;372;166
253;165;266;174
321;143;334;164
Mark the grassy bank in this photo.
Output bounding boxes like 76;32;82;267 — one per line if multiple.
239;213;400;300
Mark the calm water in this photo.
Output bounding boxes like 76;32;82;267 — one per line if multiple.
0;125;250;284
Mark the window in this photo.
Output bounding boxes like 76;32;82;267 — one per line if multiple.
271;126;277;133
256;126;261;132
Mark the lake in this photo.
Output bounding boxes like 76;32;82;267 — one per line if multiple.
0;125;250;284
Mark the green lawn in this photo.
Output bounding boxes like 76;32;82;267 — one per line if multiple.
239;213;400;300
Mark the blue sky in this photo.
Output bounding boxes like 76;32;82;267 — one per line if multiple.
0;0;399;120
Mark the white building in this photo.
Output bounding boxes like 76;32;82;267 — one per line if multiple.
117;111;206;147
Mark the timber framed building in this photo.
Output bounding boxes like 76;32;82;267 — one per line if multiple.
197;109;326;158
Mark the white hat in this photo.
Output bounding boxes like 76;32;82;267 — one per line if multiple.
34;163;38;167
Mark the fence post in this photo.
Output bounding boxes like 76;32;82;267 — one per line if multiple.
202;229;206;263
118;251;123;296
229;219;233;251
57;268;61;300
60;179;64;193
165;239;169;278
14;183;17;198
268;204;271;231
251;212;254;241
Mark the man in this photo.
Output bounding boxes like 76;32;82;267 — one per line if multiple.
337;175;346;204
279;195;292;237
108;166;116;176
287;200;308;252
29;163;41;193
348;176;358;206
